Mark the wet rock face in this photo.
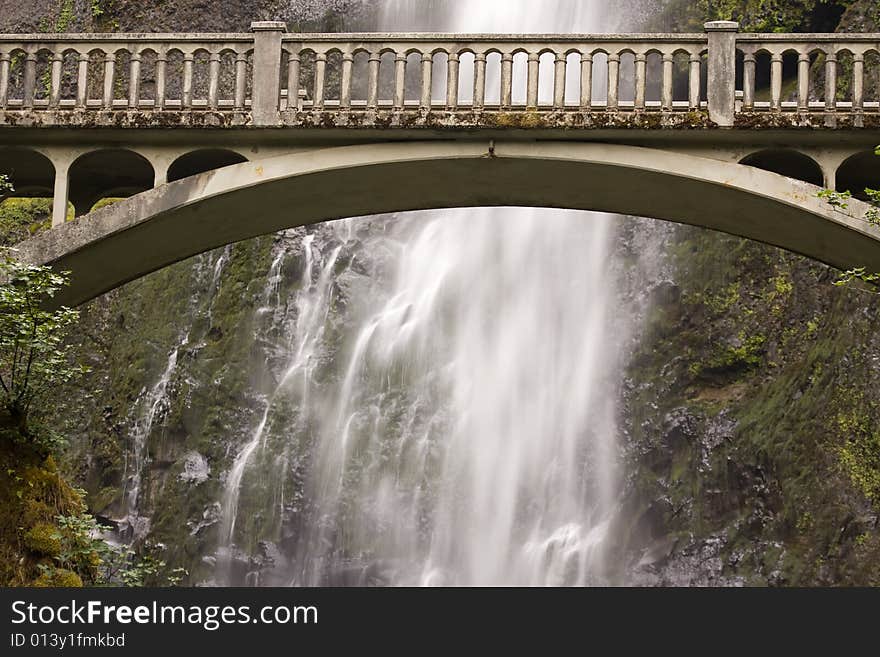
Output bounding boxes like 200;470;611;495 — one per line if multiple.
179;452;210;485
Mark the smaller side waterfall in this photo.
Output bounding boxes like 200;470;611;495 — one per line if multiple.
118;250;229;543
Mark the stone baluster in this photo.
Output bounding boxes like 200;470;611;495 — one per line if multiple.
689;53;701;110
102;51;116;109
420;51;433;109
0;52;9;109
661;52;673;110
76;52;89;108
182;52;194;108
473;52;486;110
313;52;326;110
580;52;592;111
285;50;299;110
853;52;864;112
129;51;141;108
340;52;353;109
770;52;782;110
394;51;406;110
447;52;460;109
607;52;619;110
49;50;63;108
797;52;809;111
155;51;167;110
500;52;513;108
553;52;566;109
367;51;380;109
235;51;248;110
660;53;675;112
526;52;539;109
208;50;221;109
22;48;37;109
634;53;646;110
824;50;837;112
742;52;755;111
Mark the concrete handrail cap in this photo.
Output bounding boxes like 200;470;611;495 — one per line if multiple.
251;21;288;32
704;20;740;31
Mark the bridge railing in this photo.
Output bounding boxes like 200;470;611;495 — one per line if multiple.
2;21;880;126
737;34;880;114
0;33;254;111
279;33;708;113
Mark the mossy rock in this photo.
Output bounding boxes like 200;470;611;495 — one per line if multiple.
31;568;83;588
23;522;62;557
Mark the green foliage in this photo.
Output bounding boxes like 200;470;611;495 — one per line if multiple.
55;0;76;31
0;199;55;247
817;188;851;209
834;267;880;292
0;253;88;433
835;408;880;501
0;174;11;194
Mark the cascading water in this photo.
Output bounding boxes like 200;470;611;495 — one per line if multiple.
119;250;229;543
217;0;636;586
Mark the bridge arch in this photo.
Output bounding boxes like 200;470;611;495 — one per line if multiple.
68;149;154;216
13;141;880;309
740;149;825;187
837;150;880;201
0;148;55;198
167;149;249;184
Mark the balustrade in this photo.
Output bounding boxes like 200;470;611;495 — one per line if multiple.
1;23;879;126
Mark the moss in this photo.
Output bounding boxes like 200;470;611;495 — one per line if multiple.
32;568;83;588
23;522;62;557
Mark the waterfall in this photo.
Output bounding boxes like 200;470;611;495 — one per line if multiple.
216;0;636;586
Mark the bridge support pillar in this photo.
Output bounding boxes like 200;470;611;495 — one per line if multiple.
251;21;286;126
51;160;70;228
705;21;739;127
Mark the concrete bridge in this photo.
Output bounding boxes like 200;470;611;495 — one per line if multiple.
2;20;880;306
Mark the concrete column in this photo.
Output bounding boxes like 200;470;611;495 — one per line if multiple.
634;53;645;110
797;53;809;111
705;20;739;127
473;53;486;110
526;52;539;109
420;52;433;110
129;53;141;109
22;49;37;109
553;53;566;109
689;54;701;110
0;53;10;109
51;159;70;228
340;53;353;109
447;52;460;109
607;53;619;110
853;53;864;112
661;53;673;111
770;53;783;111
49;52;63;108
251;21;286;125
313;52;326;109
393;52;406;109
501;53;513;108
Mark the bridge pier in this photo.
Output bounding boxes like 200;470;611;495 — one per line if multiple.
51;159;69;228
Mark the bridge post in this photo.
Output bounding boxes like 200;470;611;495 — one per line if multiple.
251;21;286;126
705;21;739;127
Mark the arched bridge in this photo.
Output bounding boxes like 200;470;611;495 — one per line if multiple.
2;20;880;306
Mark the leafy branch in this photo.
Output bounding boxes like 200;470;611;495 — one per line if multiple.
0;250;88;435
